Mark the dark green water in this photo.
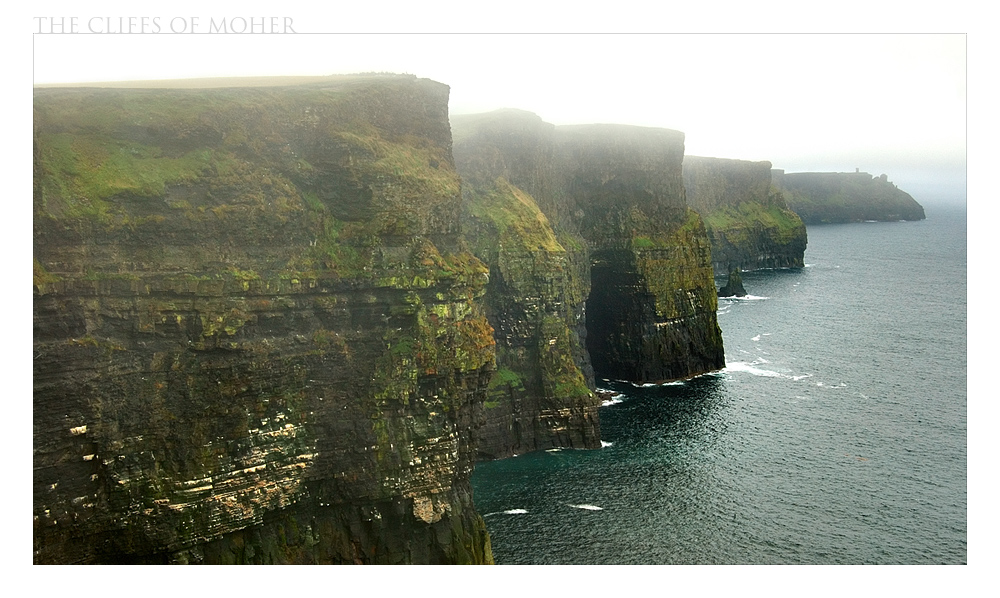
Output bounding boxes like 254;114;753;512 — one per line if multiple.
471;204;967;564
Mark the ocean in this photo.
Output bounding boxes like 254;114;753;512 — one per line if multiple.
470;204;967;564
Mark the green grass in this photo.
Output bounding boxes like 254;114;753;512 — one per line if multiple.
38;133;215;218
702;201;805;244
464;177;564;253
489;367;525;390
33;259;60;286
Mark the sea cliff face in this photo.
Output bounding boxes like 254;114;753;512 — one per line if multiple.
772;169;926;224
454;111;725;459
683;156;807;272
33;76;494;564
34;84;730;563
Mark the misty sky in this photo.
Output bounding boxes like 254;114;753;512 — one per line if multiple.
30;9;968;204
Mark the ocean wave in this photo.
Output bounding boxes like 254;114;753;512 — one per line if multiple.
601;396;624;407
568;504;603;511
601;440;614;448
483;508;529;517
626;379;685;388
725;361;813;382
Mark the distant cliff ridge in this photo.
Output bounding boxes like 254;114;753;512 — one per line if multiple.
454;111;725;459
34;76;494;564
683;156;807;272
773;169;926;224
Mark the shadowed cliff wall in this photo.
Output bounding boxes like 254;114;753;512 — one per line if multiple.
683;156;806;272
453;112;725;458
33;76;494;564
453;111;598;459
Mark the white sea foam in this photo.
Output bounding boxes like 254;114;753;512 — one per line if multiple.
725;362;785;378
546;448;563;453
568;504;603;511
726;361;812;382
751;335;761;341
601;395;624;407
601;440;614;448
627;379;685;388
484;508;529;517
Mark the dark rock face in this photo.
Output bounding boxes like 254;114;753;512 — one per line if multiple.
772;169;926;224
453;112;725;458
718;268;747;297
453;112;599;459
684;156;807;272
33;76;494;564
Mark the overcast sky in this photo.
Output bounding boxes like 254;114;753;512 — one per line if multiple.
30;4;969;204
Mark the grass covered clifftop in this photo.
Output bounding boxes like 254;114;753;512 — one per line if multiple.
683;156;807;272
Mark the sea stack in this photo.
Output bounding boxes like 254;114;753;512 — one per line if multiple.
718;268;747;298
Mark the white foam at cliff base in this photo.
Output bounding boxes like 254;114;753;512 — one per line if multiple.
628;380;684;388
601;440;614;448
725;362;785;378
568;504;603;511
726;362;812;382
601;396;624;407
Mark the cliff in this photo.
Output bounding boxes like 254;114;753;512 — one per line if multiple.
683;156;806;272
453;111;725;458
772;169;926;224
33;75;494;564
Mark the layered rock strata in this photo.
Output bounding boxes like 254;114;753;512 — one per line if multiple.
772;169;926;224
453;111;725;458
453;111;597;459
683;156;807;272
33;76;494;564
